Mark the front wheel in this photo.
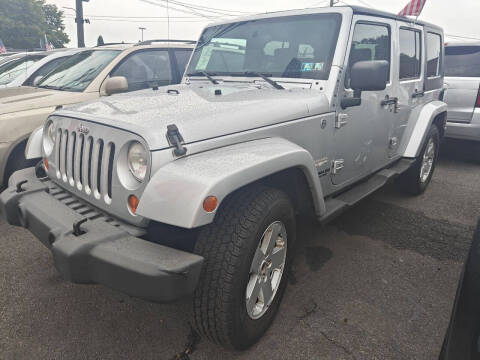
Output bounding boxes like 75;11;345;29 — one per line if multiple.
399;125;440;195
192;185;295;350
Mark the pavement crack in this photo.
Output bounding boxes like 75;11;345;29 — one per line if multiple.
319;330;357;360
168;328;200;360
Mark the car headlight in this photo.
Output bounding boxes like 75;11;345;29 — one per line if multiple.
43;121;56;156
127;142;148;182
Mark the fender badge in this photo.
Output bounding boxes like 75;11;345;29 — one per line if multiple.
77;124;90;135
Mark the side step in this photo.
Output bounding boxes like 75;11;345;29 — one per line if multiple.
319;159;414;224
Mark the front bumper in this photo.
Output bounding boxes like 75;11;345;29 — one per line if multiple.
445;111;480;141
0;168;204;303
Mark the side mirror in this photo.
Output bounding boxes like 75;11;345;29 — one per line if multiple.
105;76;128;96
341;60;389;109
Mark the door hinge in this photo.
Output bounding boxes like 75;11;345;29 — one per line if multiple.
332;159;345;174
335;113;348;129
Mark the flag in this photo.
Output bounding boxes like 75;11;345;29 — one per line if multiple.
40;35;54;51
398;0;427;16
0;39;6;54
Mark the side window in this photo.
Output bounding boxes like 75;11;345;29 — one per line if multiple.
399;28;421;80
24;57;68;86
173;49;193;77
426;32;442;77
112;50;172;92
346;22;391;88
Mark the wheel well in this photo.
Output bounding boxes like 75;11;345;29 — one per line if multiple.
432;111;447;138
3;138;32;187
257;167;315;216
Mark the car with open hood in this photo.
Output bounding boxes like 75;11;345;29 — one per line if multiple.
0;6;446;350
0;41;194;189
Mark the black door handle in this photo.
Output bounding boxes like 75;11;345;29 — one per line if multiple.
381;96;398;106
412;90;425;98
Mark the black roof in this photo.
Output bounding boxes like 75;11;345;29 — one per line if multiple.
343;5;443;32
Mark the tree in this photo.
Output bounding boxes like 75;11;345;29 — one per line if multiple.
0;0;69;49
97;35;105;46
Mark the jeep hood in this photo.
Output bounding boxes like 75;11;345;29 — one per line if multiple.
0;86;95;115
56;83;331;151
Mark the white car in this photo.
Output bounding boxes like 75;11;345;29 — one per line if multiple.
1;49;83;89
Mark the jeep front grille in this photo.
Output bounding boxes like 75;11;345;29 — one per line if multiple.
55;128;115;204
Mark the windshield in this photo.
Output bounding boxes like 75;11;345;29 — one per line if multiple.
445;46;480;77
186;13;342;81
0;55;45;85
37;50;120;92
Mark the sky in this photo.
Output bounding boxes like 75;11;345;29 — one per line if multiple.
45;0;480;47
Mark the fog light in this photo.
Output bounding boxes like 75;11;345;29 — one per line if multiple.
203;196;218;213
128;195;139;214
43;158;48;170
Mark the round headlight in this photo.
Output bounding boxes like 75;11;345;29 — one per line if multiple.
127;142;148;182
43;121;56;156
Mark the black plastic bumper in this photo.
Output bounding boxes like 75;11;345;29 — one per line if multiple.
0;168;204;303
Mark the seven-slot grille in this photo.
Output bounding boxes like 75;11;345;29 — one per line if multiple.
54;127;116;204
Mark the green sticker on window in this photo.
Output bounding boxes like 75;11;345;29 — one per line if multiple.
301;62;324;72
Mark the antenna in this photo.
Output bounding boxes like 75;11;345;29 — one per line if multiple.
166;0;170;41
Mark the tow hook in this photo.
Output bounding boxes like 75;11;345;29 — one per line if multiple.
72;218;88;236
166;124;188;157
16;180;28;193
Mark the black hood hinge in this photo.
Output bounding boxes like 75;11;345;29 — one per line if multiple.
166;124;188;157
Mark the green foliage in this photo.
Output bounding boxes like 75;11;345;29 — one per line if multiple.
97;35;105;46
0;0;69;49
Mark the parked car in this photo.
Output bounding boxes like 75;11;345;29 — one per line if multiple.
0;52;47;86
0;41;194;189
444;42;480;141
0;6;446;350
0;48;82;89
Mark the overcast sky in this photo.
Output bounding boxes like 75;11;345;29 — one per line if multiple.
46;0;480;47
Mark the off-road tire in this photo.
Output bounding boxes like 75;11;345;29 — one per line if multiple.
399;125;440;195
192;185;296;350
2;141;37;189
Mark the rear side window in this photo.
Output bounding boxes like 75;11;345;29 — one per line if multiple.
399;28;421;79
346;22;391;88
112;50;172;91
426;32;442;77
445;46;480;77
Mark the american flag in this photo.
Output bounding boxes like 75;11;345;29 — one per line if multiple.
0;39;6;54
398;0;427;17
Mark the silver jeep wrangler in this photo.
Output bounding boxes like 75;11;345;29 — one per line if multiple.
0;6;447;350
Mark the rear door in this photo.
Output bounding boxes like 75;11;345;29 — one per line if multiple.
444;45;480;123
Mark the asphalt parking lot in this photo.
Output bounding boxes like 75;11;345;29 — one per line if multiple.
1;139;479;360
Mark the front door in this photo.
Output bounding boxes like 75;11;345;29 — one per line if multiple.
332;16;399;187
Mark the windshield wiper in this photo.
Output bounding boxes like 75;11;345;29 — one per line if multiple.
187;71;220;85
243;71;284;90
37;84;63;91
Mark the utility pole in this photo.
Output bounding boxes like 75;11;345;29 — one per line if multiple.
330;0;334;6
139;27;146;42
75;0;88;47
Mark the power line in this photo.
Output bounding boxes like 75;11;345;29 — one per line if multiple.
64;15;208;23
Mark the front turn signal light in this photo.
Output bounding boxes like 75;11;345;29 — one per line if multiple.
128;195;139;214
203;196;218;213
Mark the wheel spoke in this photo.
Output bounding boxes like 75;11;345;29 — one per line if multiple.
250;246;265;273
262;222;282;256
261;280;274;306
246;275;262;315
269;247;286;269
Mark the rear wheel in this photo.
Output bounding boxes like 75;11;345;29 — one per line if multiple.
192;185;295;350
399;125;440;195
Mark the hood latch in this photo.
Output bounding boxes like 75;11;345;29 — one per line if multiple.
166;124;187;157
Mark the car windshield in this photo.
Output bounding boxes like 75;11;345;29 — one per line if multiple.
186;13;342;81
0;55;45;85
37;50;120;92
445;46;480;77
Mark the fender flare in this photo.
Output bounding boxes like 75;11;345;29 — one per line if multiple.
136;137;326;228
402;100;447;158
